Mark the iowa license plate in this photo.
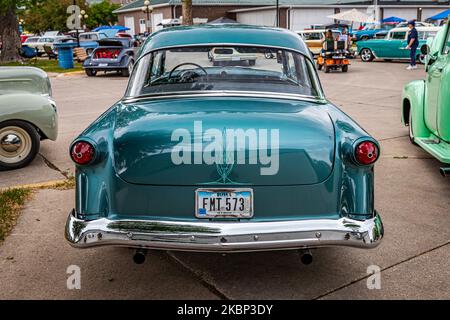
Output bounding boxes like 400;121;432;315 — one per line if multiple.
195;188;253;218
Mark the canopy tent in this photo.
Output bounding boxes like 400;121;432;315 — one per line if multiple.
381;16;406;24
92;25;130;32
327;9;374;24
427;9;450;21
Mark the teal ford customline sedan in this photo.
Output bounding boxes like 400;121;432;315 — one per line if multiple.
402;18;450;177
357;26;441;63
0;67;58;170
65;25;383;264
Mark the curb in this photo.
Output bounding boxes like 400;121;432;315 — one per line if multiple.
0;179;71;192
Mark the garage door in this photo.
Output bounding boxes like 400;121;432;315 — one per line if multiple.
124;16;135;36
290;8;335;31
236;10;277;27
383;8;417;21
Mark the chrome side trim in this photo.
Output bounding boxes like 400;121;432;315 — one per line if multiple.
65;210;383;252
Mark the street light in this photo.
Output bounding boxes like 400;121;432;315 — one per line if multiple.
78;10;88;33
142;0;153;34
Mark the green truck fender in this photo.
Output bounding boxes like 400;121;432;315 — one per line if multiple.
402;79;430;139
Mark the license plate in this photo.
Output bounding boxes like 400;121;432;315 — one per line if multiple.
195;188;253;218
231;57;241;61
99;63;108;67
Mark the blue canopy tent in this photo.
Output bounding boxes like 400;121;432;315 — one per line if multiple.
381;16;406;24
428;9;450;21
93;25;130;32
92;25;130;38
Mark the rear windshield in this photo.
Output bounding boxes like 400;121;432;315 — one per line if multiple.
126;45;320;98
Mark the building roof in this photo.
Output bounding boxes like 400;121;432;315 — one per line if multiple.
113;0;374;13
139;24;310;56
114;0;450;13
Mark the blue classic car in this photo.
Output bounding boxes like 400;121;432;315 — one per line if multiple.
352;23;395;41
65;25;383;264
357;26;441;63
82;38;136;77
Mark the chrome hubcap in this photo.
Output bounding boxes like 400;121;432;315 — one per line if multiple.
362;50;371;61
1;134;22;152
0;126;32;164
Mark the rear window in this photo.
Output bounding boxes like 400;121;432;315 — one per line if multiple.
126;45;320;98
214;48;233;54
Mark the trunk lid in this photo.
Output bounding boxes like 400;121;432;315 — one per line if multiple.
113;97;335;186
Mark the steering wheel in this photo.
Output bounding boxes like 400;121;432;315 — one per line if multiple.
168;63;207;82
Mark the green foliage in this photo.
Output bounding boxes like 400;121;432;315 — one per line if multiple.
22;0;88;34
85;0;120;29
20;0;119;34
0;59;83;73
0;188;31;242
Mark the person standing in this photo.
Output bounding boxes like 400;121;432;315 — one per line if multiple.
406;20;419;70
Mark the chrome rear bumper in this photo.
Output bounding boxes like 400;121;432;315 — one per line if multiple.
65;210;383;252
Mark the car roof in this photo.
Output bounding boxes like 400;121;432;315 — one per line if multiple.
296;29;341;34
389;26;442;32
141;24;309;56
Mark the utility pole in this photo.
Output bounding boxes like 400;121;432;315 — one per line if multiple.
73;0;80;47
276;0;279;27
373;0;379;22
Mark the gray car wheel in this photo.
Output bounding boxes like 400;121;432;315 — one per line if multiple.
0;120;40;170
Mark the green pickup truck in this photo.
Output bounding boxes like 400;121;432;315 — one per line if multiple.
402;17;450;176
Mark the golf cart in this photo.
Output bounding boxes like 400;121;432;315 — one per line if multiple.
316;39;350;73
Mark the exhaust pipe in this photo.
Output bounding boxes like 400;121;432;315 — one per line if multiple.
299;249;313;265
440;167;450;177
133;249;147;264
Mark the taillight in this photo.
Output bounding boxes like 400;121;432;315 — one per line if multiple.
94;49;120;59
71;141;95;165
355;141;379;165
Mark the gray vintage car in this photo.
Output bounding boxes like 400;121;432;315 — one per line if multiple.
0;67;58;170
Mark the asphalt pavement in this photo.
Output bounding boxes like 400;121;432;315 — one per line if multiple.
0;60;449;299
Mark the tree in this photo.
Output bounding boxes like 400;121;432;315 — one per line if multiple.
181;0;192;25
24;0;87;35
0;0;23;62
85;0;120;29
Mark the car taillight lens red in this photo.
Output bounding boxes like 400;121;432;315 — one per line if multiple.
71;141;95;165
355;141;379;165
94;49;120;59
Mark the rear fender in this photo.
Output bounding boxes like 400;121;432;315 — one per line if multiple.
402;80;429;138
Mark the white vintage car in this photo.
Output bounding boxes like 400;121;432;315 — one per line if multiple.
208;47;258;66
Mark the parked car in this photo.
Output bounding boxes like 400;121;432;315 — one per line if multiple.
208;47;258;66
357;26;441;63
297;29;341;55
65;25;383;263
22;36;41;55
79;32;109;54
33;36;69;55
82;38;136;77
20;34;34;43
395;21;433;28
351;23;395;41
401;19;450;176
0;67;58;170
